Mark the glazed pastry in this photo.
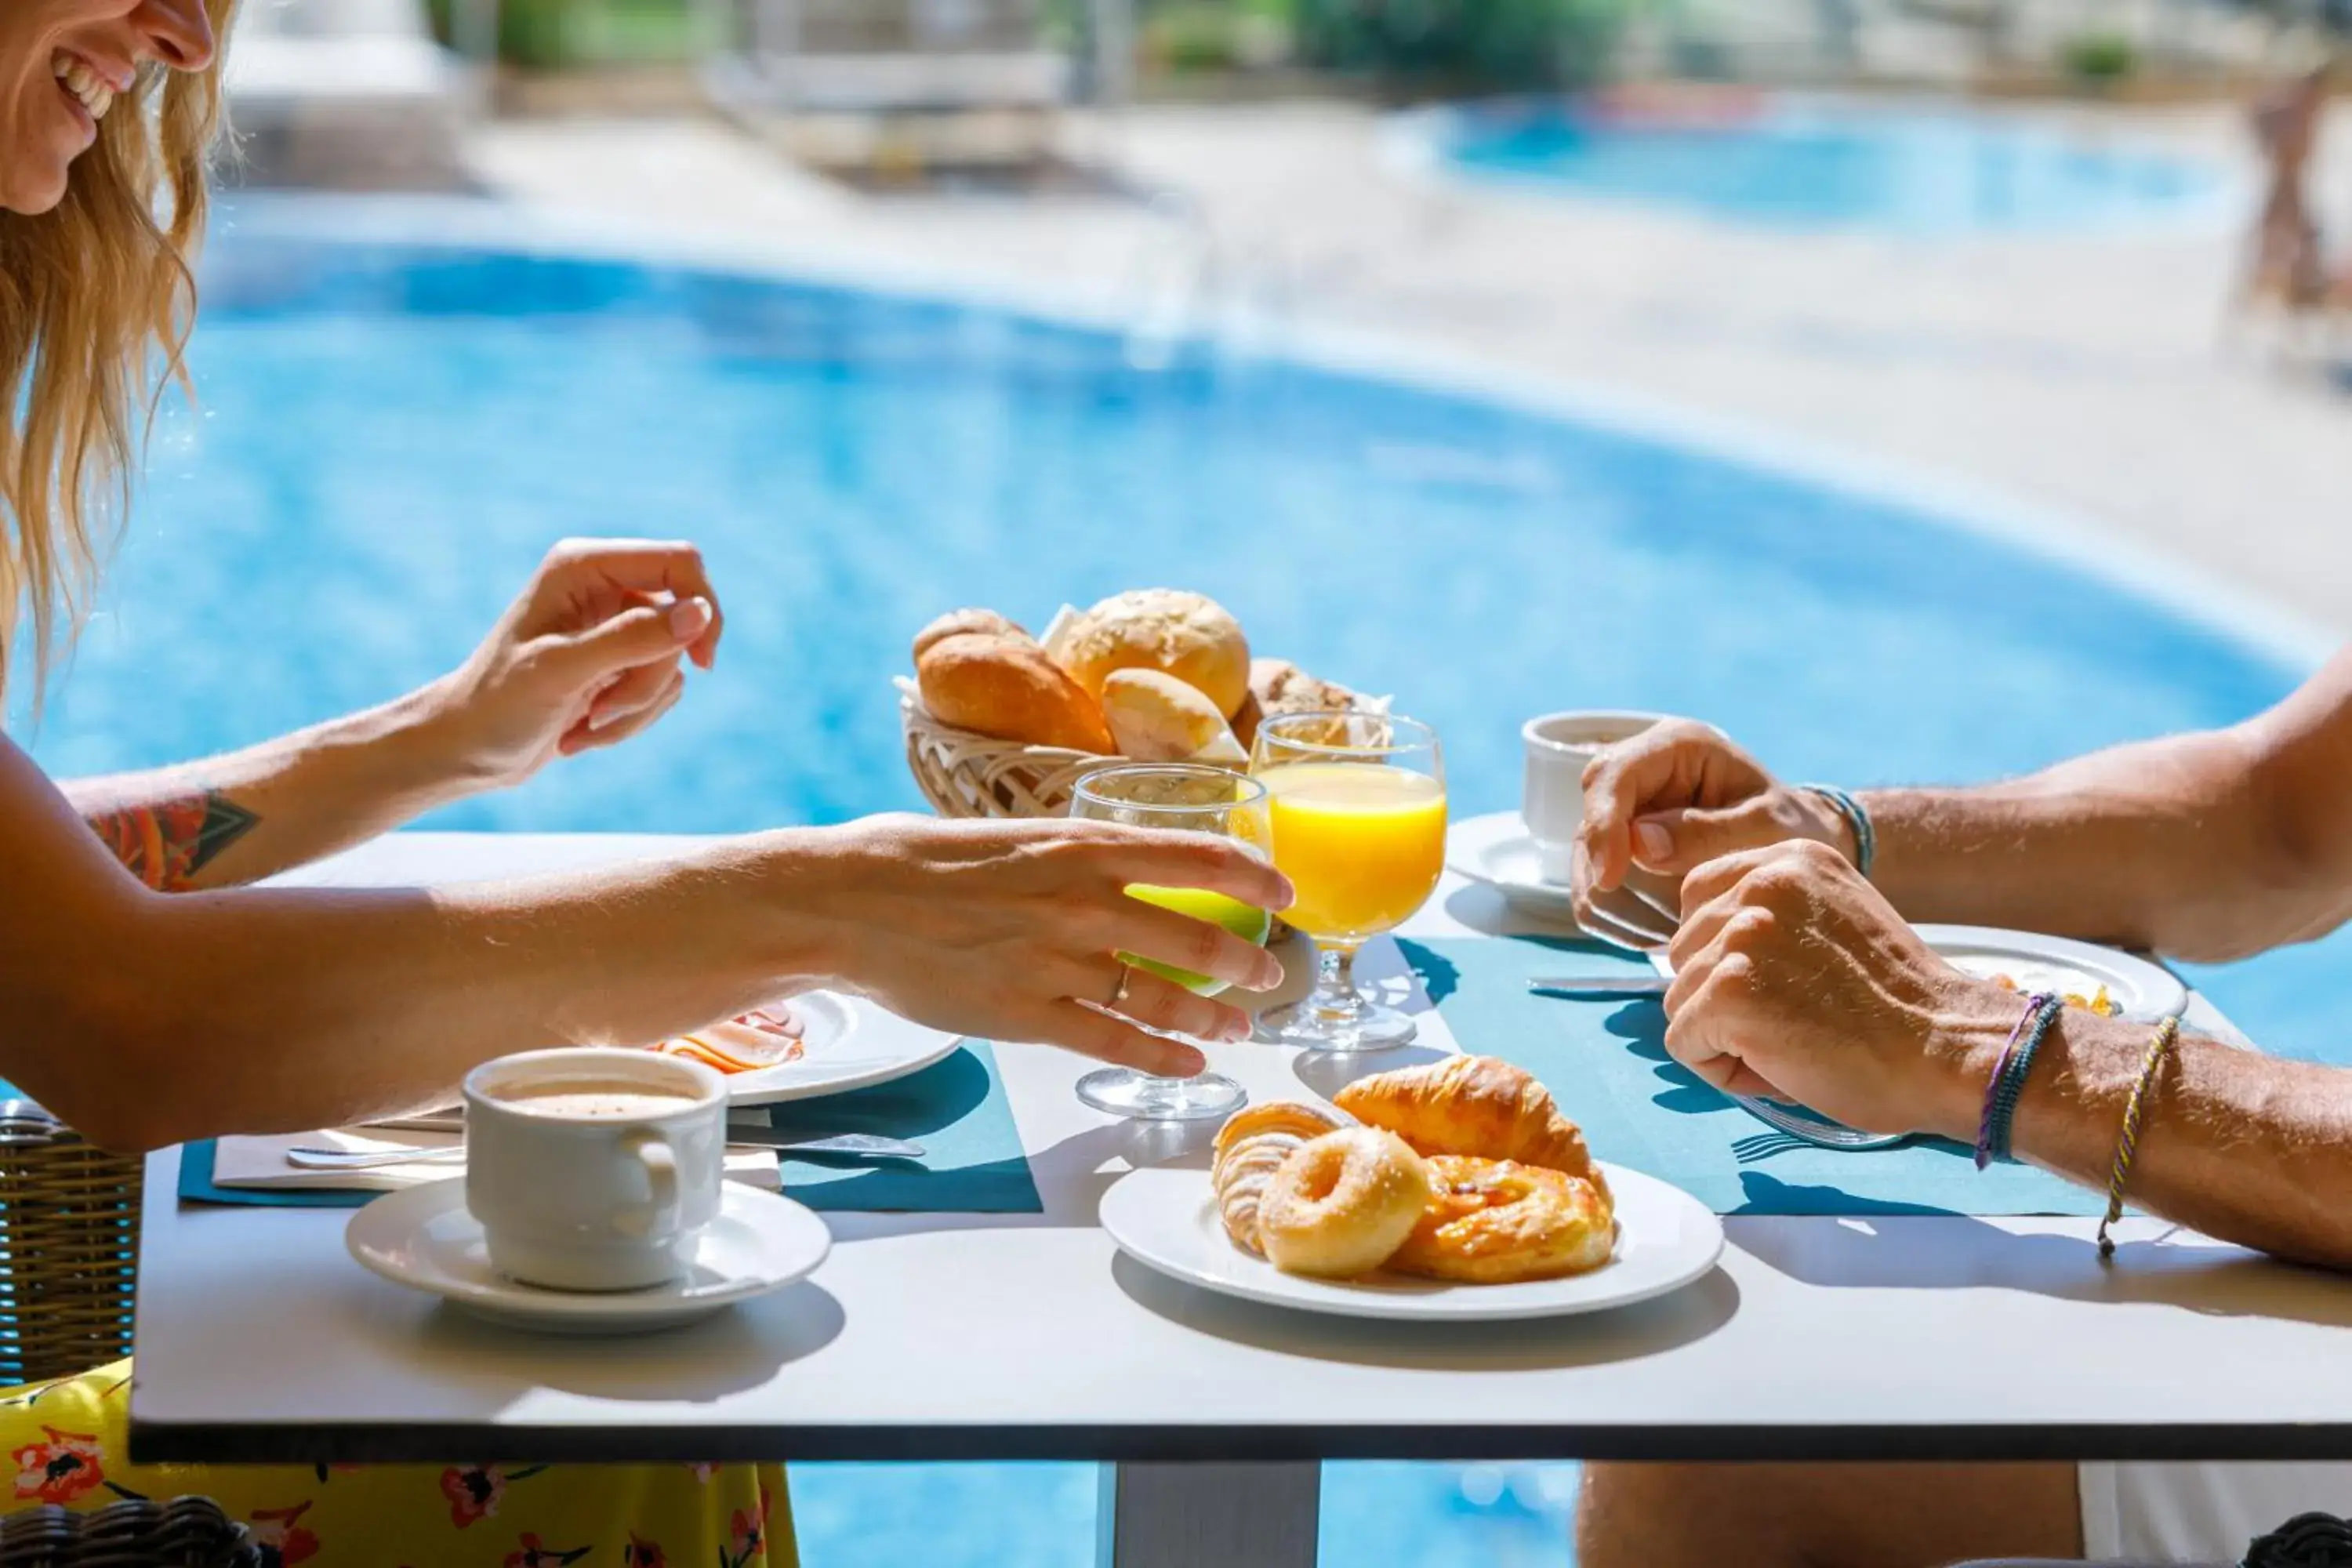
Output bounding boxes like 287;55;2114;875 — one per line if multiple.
1388;1156;1616;1283
913;607;1031;662
1258;1127;1431;1279
916;632;1116;753
1210;1101;1348;1256
1334;1055;1606;1200
1101;668;1247;764
1055;589;1252;720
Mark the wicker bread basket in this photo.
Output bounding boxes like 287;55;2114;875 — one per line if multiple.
898;680;1116;818
0;1105;140;1385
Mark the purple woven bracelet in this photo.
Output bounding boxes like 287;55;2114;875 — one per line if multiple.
1975;992;2058;1171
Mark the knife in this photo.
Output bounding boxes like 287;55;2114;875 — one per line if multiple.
1527;976;1671;998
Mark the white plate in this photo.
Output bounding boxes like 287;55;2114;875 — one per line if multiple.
1099;1160;1722;1323
1446;811;1581;919
346;1178;831;1334
720;993;962;1107
1646;923;2188;1024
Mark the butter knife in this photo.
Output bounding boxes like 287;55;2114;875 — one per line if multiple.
1527;976;1671;998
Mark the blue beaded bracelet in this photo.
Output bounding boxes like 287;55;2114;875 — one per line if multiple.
1799;783;1875;878
1976;991;2064;1170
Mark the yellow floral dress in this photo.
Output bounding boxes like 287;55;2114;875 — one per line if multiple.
2;1361;797;1566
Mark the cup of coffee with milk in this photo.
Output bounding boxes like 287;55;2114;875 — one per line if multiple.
1521;710;1670;885
463;1047;728;1291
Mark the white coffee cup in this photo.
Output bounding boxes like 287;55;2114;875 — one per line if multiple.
1522;710;1671;885
463;1047;728;1292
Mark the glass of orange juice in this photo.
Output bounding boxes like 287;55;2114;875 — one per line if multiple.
1250;712;1446;1052
1067;764;1274;1121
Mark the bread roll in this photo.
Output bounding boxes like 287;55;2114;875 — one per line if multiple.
917;633;1116;753
1101;669;1246;764
1231;687;1265;750
913;608;1029;662
1057;590;1251;720
1247;658;1370;747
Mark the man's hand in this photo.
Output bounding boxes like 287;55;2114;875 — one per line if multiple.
427;539;725;792
1572;719;1853;949
1661;840;2015;1138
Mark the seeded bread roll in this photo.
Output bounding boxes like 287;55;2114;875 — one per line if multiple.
913;608;1030;663
916;633;1116;753
1245;658;1370;747
1056;590;1252;720
1101;669;1246;764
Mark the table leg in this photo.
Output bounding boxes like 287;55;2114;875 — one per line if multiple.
1096;1461;1321;1568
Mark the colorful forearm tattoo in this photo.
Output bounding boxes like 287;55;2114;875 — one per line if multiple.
83;789;260;892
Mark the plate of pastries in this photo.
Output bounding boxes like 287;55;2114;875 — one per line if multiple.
1098;1056;1725;1322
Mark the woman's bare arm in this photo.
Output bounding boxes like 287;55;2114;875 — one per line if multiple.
2;738;1294;1153
62;686;470;890
59;539;735;891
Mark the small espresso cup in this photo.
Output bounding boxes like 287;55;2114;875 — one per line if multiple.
1522;710;1671;885
463;1047;728;1292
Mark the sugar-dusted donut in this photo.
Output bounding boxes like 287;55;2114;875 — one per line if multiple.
1257;1128;1431;1279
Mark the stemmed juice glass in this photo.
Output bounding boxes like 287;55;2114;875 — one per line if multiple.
1250;713;1446;1052
1067;763;1276;1122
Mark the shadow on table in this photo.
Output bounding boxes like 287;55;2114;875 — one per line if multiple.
1442;884;1588;940
1737;1207;2352;1328
342;1279;847;1405
1109;1250;1740;1370
844;1115;1228;1236
1290;1042;1450;1102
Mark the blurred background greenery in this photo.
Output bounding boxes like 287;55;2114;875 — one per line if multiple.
424;0;1652;87
423;0;720;67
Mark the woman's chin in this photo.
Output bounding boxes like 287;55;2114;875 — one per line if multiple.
1;154;74;217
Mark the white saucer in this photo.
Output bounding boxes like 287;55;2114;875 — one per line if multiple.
1101;1160;1722;1323
346;1178;831;1334
1446;811;1581;920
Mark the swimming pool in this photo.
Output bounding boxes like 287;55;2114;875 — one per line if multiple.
24;202;2344;1566
1423;96;2234;233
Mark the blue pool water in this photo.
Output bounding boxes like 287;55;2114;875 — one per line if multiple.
20;209;2344;1565
1436;97;2230;232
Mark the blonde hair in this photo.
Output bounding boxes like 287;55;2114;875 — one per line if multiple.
0;0;237;705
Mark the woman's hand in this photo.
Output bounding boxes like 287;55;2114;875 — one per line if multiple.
1661;840;2014;1138
1572;718;1853;949
789;815;1296;1078
425;539;725;793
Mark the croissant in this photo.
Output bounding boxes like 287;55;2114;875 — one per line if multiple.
1334;1056;1607;1200
1211;1101;1348;1255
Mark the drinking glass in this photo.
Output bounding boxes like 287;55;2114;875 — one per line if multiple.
1250;712;1446;1051
1067;764;1275;1122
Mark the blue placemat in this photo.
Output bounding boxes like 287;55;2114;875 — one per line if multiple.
1401;935;2104;1217
178;1040;1043;1214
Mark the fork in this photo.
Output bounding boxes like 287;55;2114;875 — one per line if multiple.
1730;1130;1819;1163
1729;1094;1911;1152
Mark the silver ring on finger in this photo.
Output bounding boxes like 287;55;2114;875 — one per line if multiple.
1108;964;1134;1009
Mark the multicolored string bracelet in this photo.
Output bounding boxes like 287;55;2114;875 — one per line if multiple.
1799;784;1875;878
1975;991;2063;1171
2097;1014;2183;1261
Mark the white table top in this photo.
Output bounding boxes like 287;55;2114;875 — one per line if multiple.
129;833;2352;1465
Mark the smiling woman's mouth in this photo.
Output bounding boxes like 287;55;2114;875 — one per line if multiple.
51;53;118;124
